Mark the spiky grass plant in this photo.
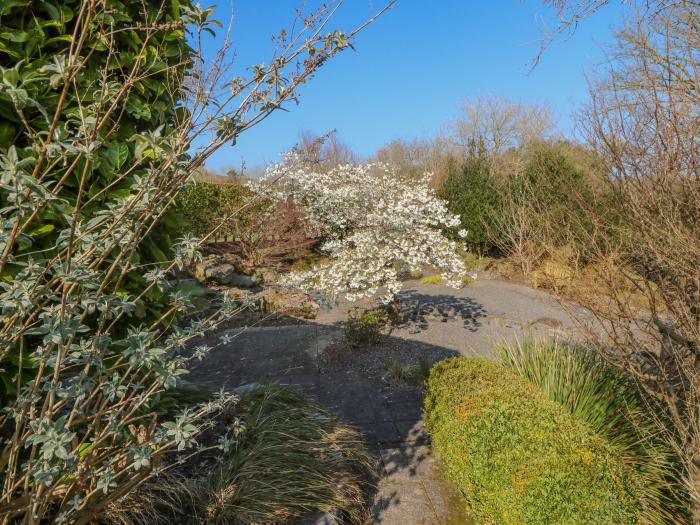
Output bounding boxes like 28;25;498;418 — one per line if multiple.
103;386;375;525
196;387;374;525
384;356;432;385
501;339;691;524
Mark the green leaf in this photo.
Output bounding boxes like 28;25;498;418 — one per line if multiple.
107;188;133;200
0;31;28;42
27;224;55;237
99;142;129;176
2;66;20;86
45;35;73;45
0;121;15;148
0;0;29;17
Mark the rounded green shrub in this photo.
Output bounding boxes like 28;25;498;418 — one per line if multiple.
425;358;643;525
501;340;691;524
344;307;389;347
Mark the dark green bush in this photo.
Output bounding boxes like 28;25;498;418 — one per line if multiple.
425;358;643;525
509;141;596;248
438;139;500;253
0;0;192;282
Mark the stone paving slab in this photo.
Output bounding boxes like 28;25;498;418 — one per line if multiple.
372;446;467;524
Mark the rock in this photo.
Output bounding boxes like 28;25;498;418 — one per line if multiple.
255;268;278;285
192;255;259;287
259;287;320;319
228;273;258;288
221;287;255;306
233;382;260;395
532;316;563;328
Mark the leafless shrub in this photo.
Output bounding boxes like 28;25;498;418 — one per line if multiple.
229;197;316;268
373;136;458;185
296;129;356;167
450;96;558;157
569;3;700;516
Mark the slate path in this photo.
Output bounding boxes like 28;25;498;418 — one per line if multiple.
186;278;581;524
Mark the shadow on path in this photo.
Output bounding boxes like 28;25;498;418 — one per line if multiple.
186;316;464;524
185;278;577;524
394;289;487;334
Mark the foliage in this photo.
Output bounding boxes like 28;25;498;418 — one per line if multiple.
501;340;691;524
173;181;248;239
488;141;599;274
518;141;594;245
103;386;374;524
424;358;643;525
383;356;431;385
437;139;500;253
435;138;598;265
0;0;198;400
250;155;467;302
345;307;389;347
0;0;387;520
499;142;592;246
419;275;443;285
195;386;373;524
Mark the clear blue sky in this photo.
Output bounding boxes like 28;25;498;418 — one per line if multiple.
202;1;625;171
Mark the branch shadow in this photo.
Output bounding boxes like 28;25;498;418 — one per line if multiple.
393;288;487;334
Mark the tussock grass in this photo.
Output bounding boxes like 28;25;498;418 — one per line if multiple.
419;274;443;285
198;387;374;524
501;340;691;525
384;356;432;385
105;386;374;525
102;473;199;525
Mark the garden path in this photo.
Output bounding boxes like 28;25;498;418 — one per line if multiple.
187;278;582;524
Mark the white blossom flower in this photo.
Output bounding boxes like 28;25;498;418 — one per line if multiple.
250;155;467;303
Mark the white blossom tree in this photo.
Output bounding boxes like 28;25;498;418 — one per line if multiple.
251;154;468;303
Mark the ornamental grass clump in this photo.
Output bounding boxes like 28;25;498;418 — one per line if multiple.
501;340;691;524
106;386;374;525
194;386;373;525
425;358;644;525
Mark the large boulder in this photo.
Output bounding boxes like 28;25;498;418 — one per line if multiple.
259;287;320;319
192;255;259;287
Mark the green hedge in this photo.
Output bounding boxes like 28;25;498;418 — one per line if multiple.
172;180;248;238
425;358;643;525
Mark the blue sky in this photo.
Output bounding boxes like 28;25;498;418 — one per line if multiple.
202;1;625;171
